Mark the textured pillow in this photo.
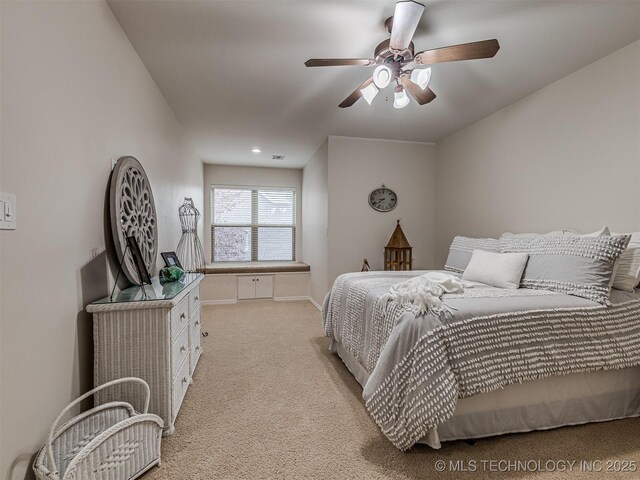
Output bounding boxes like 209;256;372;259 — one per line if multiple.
462;250;529;289
501;229;580;237
612;232;640;292
501;227;609;238
444;236;499;274
559;226;619;289
499;234;631;304
576;226;610;237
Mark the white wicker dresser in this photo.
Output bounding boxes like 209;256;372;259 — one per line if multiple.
87;273;204;436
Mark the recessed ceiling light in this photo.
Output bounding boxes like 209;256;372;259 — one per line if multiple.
251;148;261;153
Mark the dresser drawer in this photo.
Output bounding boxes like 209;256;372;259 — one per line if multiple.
172;358;190;421
171;297;189;337
189;286;201;317
171;325;189;379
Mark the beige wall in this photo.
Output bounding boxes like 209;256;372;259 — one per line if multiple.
203;164;303;263
0;1;203;478
301;140;329;305
435;40;640;267
328;136;437;284
0;0;3;463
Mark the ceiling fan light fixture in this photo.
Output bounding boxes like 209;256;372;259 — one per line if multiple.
360;83;379;105
410;67;432;90
306;1;500;109
393;87;410;109
373;65;393;89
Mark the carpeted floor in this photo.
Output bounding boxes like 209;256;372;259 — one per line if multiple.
145;300;639;480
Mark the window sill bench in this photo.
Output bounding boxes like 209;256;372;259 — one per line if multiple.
203;262;310;275
200;263;311;304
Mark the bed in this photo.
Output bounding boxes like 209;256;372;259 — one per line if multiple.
323;270;640;450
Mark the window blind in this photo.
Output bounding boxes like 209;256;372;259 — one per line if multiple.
211;186;296;262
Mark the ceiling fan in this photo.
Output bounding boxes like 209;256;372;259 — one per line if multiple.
305;0;500;109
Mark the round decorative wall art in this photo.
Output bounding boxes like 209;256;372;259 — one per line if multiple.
109;156;158;285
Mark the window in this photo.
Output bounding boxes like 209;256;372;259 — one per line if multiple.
211;186;296;262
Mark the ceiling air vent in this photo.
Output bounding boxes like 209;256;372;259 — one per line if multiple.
271;154;286;161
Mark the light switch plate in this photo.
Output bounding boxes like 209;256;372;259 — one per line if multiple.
0;192;16;230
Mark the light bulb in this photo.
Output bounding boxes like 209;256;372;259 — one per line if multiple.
410;67;432;90
360;83;379;105
373;65;392;89
393;88;410;109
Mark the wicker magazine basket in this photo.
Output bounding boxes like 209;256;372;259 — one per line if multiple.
33;377;164;480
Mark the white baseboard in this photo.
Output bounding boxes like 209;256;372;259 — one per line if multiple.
274;295;310;302
308;297;322;311
201;299;237;306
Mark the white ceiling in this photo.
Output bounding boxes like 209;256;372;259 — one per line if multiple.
108;0;640;168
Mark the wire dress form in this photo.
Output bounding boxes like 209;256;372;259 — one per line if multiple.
176;198;205;272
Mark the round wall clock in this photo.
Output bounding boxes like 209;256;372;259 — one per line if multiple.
368;185;397;212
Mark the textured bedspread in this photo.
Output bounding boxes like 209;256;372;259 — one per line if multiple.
322;271;640;450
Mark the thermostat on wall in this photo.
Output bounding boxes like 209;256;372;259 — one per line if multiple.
0;192;17;230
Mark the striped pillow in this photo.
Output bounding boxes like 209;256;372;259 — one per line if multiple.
444;236;499;274
501;229;581;237
500;234;631;304
612;232;640;292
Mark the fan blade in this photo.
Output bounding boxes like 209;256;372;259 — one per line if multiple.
415;39;500;65
389;1;425;51
305;58;374;67
400;75;436;105
339;78;374;108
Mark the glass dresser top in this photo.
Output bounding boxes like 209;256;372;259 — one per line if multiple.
91;273;203;305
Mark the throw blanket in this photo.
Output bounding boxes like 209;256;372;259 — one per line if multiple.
323;271;640;450
380;271;471;315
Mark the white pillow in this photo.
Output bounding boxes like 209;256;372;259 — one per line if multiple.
462;250;529;290
612;232;640;292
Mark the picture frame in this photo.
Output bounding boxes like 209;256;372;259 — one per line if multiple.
126;236;152;286
161;251;183;270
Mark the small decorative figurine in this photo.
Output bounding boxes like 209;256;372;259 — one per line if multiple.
361;258;371;272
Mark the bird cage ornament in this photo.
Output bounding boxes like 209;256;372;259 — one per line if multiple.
176;198;205;272
384;220;413;271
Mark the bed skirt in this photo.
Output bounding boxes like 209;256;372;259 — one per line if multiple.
330;339;640;449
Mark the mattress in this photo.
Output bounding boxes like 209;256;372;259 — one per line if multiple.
332;339;640;448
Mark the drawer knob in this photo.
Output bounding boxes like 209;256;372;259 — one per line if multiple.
194;296;199;301
195;320;200;326
180;345;186;352
196;346;201;351
182;376;188;384
180;313;186;319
